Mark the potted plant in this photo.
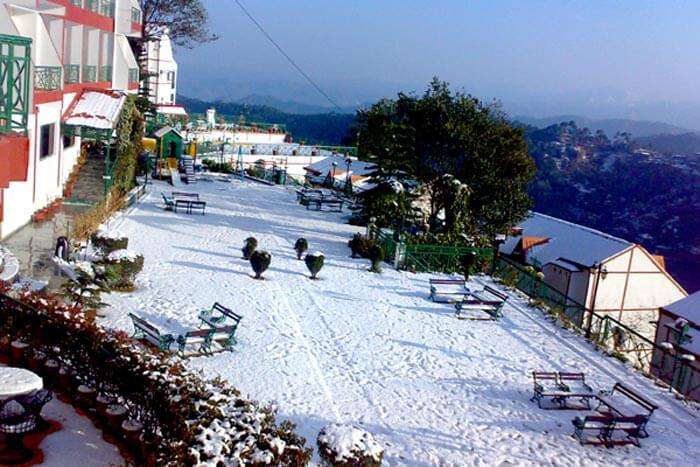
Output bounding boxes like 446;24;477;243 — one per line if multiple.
242;237;258;260
294;238;308;260
250;250;271;280
305;253;325;279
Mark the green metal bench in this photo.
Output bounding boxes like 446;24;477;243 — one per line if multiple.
198;303;242;347
177;328;214;354
455;285;508;320
161;192;174;211
128;313;174;351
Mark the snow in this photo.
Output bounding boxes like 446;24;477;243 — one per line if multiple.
0;367;43;397
101;179;700;465
107;249;140;262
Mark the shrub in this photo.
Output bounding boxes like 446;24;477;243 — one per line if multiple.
91;230;129;255
242;237;258;260
460;251;477;281
250;250;271;279
294;238;309;260
367;245;385;273
305;252;325;279
0;284;312;465
348;234;374;259
317;424;383;467
103;249;145;291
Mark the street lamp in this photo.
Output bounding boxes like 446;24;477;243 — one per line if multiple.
331;161;338;189
344;156;352;195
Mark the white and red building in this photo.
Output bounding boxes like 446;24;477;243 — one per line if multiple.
0;0;142;238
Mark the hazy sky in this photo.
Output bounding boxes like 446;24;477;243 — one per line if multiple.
177;0;700;121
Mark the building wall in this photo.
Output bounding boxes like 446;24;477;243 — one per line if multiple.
187;129;287;145
651;310;700;401
146;32;178;105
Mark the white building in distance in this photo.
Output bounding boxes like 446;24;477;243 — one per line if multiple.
146;28;178;107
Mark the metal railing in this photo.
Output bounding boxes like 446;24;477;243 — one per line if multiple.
404;243;492;274
99;65;112;82
492;256;700;400
34;66;62;91
69;0;82;6
85;0;98;13
128;68;139;84
0;34;31;133
64;64;80;84
99;0;114;17
82;65;97;82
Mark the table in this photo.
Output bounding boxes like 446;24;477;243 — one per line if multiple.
0;367;42;400
0;367;43;465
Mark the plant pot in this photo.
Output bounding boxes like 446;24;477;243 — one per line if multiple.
76;384;96;409
43;359;60;387
58;366;75;392
106;404;128;432
140;433;160;466
96;394;115;417
121;419;143;445
10;340;29;365
27;350;47;373
0;336;11;356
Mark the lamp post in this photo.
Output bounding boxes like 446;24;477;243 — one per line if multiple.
344;156;352;195
331;161;338;189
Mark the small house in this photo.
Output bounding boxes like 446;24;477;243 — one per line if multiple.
153;126;183;160
651;292;700;401
500;212;687;340
303;156;375;191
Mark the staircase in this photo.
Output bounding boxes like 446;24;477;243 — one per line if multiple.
66;155;106;205
183;157;196;184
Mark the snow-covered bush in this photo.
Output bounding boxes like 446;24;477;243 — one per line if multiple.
91;229;129;255
305;252;325;279
294;238;309;260
242;236;258;260
317;423;383;467
367;245;385;273
0;282;312;465
250;250;271;279
104;249;145;291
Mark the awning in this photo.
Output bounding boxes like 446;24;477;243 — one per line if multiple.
157;105;188;116
63;89;126;133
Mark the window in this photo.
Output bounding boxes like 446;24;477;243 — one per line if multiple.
40;124;55;158
63;135;76;149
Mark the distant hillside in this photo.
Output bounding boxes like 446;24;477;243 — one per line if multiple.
236;95;358;115
636;132;700;155
179;96;356;145
515;115;689;138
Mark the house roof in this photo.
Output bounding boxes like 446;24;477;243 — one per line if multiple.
664;291;700;324
500;212;633;269
63;89;126;130
157;105;188;116
304;155;375;178
153;126;183;138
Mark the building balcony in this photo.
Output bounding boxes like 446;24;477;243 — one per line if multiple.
85;0;99;14
69;0;82;6
83;65;97;83
0;34;31;133
34;66;62;91
0;133;30;189
64;64;80;84
99;65;112;82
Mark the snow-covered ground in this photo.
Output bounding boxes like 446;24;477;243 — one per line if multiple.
102;178;700;466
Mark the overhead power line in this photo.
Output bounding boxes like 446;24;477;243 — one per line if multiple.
232;0;343;111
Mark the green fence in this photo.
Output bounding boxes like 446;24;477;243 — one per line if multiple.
83;65;97;82
492;256;700;400
34;65;61;91
64;64;79;84
0;34;31;133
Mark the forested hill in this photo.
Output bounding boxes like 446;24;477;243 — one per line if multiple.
179;96;355;145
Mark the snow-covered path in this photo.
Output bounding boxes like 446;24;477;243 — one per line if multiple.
103;179;700;466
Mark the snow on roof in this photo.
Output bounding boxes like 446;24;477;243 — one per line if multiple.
304;156;375;178
500;212;633;268
63;90;126;130
157;105;188;116
664;291;700;324
153;125;182;138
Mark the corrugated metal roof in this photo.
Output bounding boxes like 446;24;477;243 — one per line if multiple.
500;212;633;268
664;291;700;324
304;155;375;178
64;90;126;130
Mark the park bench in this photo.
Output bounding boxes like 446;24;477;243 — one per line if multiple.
161;192;175;211
210;324;239;350
173;198;207;215
128;313;175;351
595;383;657;438
198;302;241;325
531;371;594;409
429;278;468;303
172;191;199;200
198;303;242;345
177;328;214;354
306;196;344;212
572;414;644;447
455;285;508;320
